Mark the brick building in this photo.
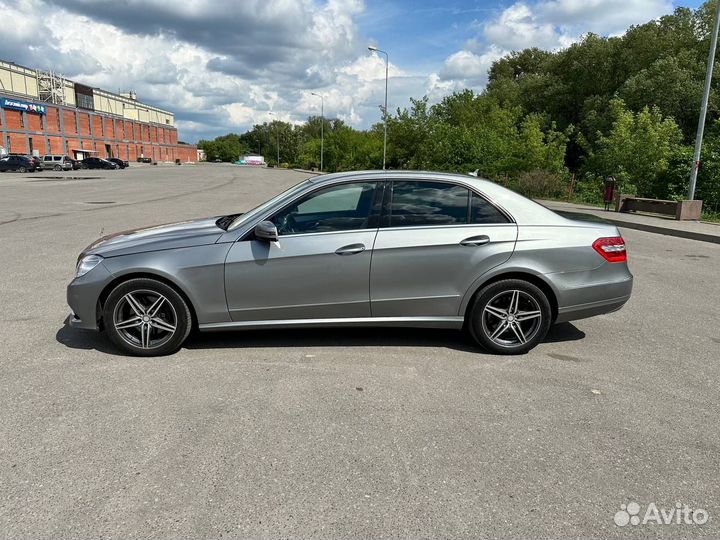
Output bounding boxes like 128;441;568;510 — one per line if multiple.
0;60;196;162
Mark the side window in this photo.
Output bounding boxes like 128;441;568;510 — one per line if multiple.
471;192;509;224
390;181;469;227
272;182;377;236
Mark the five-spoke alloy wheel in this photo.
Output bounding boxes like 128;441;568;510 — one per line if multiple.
104;278;191;356
469;279;551;354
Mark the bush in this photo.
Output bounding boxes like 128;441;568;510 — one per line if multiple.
513;170;568;200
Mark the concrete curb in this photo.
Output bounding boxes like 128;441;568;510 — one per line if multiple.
541;200;720;244
590;214;720;245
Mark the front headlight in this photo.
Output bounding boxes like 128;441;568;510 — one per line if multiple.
75;254;103;278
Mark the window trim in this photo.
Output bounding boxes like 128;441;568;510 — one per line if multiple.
241;179;385;241
380;178;514;229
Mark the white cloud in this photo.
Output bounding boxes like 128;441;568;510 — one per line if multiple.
483;3;569;51
439;47;505;87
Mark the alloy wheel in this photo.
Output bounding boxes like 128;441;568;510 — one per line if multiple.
481;289;543;347
112;290;178;350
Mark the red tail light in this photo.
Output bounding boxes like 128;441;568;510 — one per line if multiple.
592;236;627;263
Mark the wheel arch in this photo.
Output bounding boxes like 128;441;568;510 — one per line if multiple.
461;270;559;324
96;272;198;330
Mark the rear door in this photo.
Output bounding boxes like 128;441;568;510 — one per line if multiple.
370;180;518;318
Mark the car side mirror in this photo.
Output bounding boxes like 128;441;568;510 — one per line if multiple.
254;220;278;242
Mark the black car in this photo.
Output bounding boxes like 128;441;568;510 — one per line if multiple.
137;157;152;163
68;158;82;170
0;155;37;172
80;157;118;170
108;158;129;169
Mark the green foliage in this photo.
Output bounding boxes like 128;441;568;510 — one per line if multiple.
197;133;250;162
584;99;684;196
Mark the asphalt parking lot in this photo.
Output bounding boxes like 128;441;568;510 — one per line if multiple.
0;164;718;539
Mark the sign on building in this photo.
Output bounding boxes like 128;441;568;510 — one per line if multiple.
1;98;46;115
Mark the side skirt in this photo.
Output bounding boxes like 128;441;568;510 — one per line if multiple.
199;316;465;332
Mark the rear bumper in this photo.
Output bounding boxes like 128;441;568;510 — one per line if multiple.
551;265;633;323
555;290;631;323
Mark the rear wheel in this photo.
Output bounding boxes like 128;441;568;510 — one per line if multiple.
103;278;192;356
468;279;551;355
54;164;62;171
18;166;26;173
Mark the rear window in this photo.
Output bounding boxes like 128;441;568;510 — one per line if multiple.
388;181;508;227
471;193;509;224
390;181;468;227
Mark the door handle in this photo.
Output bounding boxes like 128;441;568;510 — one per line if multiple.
460;235;490;247
335;243;366;255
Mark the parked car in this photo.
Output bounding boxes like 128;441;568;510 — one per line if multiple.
10;154;43;171
68;158;81;170
137;157;152;163
0;155;37;172
42;154;73;171
107;158;129;169
67;170;633;356
80;157;118;170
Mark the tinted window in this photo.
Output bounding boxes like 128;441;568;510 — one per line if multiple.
390;181;469;227
272;182;377;236
471;192;509;224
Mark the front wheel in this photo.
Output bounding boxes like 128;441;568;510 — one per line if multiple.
103;278;192;356
468;279;552;355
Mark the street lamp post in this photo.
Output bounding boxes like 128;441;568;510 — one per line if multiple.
689;0;720;200
311;92;324;172
368;46;388;170
268;112;280;166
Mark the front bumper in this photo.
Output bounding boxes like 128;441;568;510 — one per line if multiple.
66;262;114;331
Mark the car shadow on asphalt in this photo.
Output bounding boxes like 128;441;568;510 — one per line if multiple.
55;322;585;356
183;322;585;352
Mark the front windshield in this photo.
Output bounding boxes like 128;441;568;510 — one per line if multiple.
227;178;313;231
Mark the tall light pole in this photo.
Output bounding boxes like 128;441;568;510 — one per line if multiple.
368;46;388;170
311;92;324;172
689;0;720;200
268;112;280;166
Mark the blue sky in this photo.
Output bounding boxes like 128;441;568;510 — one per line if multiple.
0;0;708;141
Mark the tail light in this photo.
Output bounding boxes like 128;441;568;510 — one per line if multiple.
592;236;627;263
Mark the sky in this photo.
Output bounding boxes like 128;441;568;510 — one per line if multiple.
0;0;705;142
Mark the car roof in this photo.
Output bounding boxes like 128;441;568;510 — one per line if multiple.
309;170;566;225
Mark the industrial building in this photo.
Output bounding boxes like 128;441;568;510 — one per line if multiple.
0;60;197;162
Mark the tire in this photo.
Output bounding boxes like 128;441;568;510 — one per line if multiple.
103;278;192;356
468;279;552;355
81;164;88;169
18;167;26;173
54;164;62;171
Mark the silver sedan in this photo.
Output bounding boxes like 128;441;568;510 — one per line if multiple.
67;170;633;356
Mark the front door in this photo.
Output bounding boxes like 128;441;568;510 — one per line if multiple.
370;180;518;317
224;181;382;322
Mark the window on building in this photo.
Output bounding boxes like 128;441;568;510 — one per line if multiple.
28;137;33;154
20;112;25;129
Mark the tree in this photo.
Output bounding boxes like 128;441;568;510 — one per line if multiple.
584;99;684;196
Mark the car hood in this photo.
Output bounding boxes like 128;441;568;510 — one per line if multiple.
82;217;226;258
